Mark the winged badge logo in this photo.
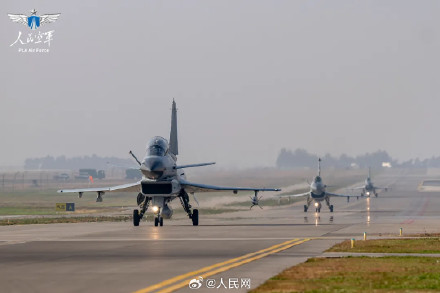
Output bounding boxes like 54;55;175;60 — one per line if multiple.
8;9;60;30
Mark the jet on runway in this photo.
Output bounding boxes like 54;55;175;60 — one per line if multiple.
283;158;357;213
349;167;388;197
58;100;280;227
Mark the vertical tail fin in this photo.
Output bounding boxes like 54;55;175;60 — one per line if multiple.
368;167;371;179
169;99;178;155
318;158;321;176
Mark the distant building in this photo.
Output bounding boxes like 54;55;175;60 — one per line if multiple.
126;169;142;180
75;169;105;179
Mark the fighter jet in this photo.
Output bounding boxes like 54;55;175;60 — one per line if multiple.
283;158;357;213
58;100;280;227
349;167;388;197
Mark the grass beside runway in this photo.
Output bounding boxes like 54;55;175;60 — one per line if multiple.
252;237;440;292
250;256;440;292
0;215;131;225
0;207;246;225
327;238;440;254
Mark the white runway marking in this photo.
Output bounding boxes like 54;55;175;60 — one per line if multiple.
0;237;302;242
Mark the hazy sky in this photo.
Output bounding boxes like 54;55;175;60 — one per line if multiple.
1;1;439;168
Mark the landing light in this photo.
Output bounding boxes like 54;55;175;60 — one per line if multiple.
152;206;159;213
314;202;319;207
366;192;370;196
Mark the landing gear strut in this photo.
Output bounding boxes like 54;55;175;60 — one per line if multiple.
179;189;198;226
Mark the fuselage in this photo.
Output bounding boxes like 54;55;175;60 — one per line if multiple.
363;177;375;194
310;176;326;202
138;136;184;216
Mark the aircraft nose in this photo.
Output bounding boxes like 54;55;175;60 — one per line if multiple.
141;157;165;179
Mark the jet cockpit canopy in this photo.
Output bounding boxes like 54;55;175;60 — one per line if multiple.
314;176;322;183
146;136;169;156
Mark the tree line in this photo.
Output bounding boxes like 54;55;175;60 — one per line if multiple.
276;148;440;169
24;155;135;170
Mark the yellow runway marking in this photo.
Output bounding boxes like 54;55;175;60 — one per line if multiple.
133;238;310;293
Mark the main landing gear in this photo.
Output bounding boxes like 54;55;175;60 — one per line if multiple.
133;193;150;227
96;191;104;202
304;196;313;212
325;197;333;213
179;189;199;226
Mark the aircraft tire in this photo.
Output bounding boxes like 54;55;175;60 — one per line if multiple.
192;209;199;226
154;217;159;227
159;217;163;226
304;205;308;212
133;209;140;227
330;205;334;213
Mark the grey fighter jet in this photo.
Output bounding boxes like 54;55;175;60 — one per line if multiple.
284;158;357;213
58;100;280;227
349;167;388;197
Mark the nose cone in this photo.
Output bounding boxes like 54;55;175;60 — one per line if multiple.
141;157;166;180
311;181;324;195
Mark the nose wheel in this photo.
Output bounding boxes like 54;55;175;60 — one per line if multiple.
154;216;163;227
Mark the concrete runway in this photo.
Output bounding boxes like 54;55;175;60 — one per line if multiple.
1;170;439;293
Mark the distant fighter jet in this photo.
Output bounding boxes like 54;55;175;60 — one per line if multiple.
349;167;388;197
58;100;280;226
283;158;357;213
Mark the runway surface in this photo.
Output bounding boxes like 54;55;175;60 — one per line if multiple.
1;170;439;293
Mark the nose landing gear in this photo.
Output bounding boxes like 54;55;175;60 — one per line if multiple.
154;216;163;227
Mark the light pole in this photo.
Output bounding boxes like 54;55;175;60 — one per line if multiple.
13;172;19;192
